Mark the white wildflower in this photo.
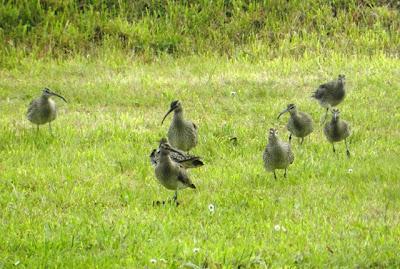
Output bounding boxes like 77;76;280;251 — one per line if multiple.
208;204;215;213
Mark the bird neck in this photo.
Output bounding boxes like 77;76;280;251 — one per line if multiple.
159;152;173;165
289;110;298;117
40;95;52;104
338;81;345;90
173;110;184;123
331;117;340;124
268;136;279;145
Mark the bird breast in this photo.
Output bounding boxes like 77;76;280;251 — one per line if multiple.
27;98;57;125
168;121;197;151
264;143;293;170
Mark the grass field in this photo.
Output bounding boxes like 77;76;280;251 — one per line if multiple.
0;54;399;268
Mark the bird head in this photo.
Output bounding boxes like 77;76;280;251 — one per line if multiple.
277;103;296;119
159;137;168;146
338;74;346;85
161;100;182;125
268;128;279;140
159;141;173;155
42;88;67;103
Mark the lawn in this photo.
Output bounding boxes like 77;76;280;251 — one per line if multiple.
0;54;399;268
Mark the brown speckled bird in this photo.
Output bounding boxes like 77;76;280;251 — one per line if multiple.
153;142;196;204
161;100;198;152
277;104;314;144
263;128;294;179
324;108;351;157
312;74;346;123
27;88;67;133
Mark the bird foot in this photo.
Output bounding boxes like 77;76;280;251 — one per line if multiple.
152;199;179;207
152;200;166;206
169;198;180;207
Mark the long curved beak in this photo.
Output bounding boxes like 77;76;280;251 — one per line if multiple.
277;108;289;119
50;92;68;103
161;106;176;125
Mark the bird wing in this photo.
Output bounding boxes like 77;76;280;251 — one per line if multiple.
177;157;204;169
149;149;158;167
26;99;37;116
176;167;194;187
284;143;295;164
168;144;203;168
299;112;314;128
312;80;337;99
169;147;189;161
289;149;295;164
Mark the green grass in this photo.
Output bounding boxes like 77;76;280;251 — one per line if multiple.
1;0;399;61
0;54;399;268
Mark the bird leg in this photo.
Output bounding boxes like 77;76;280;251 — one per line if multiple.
332;143;336;153
300;137;304;145
48;122;53;135
170;191;179;206
273;171;277;180
284;169;288;178
289;133;292;144
345;139;350;158
36;125;39;133
322;107;329;124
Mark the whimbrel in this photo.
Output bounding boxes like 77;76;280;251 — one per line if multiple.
263;128;294;179
312;74;346;123
161;100;198;152
154;141;196;204
150;138;204;169
324;108;351;157
27;88;67;133
277;104;314;144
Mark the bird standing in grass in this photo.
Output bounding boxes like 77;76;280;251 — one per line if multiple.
277;103;313;144
27;88;67;133
153;141;196;205
312;74;346;123
263;128;294;179
150;138;204;169
324;108;351;157
161;100;198;152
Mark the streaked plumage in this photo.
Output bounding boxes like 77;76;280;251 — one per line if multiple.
150;138;204;169
263;128;294;179
161;100;198;152
154;142;196;203
277;104;313;144
27;88;67;132
312;74;346;122
324;109;351;157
